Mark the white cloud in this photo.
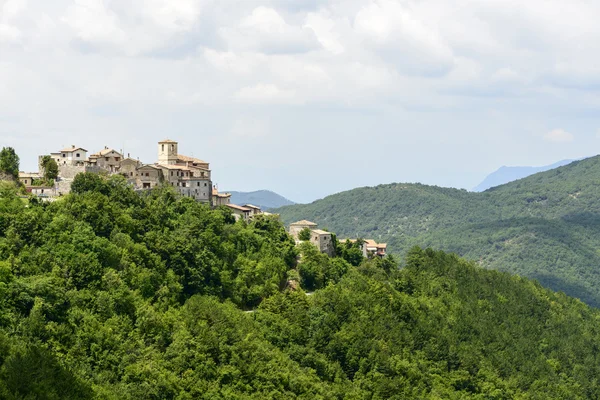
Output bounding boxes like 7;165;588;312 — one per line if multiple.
234;83;296;104
219;6;321;54
544;129;574;143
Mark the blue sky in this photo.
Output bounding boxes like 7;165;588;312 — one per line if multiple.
1;0;599;203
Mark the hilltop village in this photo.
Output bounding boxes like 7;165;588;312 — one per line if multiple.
16;139;386;259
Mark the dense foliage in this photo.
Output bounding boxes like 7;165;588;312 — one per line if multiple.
275;156;600;307
41;155;59;181
0;147;19;180
4;173;600;397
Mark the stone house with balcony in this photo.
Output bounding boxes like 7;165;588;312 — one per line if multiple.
88;147;123;173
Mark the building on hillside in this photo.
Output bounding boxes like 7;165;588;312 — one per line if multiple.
18;172;41;187
310;229;335;257
289;220;318;240
212;186;232;207
88;147;123;173
338;238;387;258
120;157;142;183
29;186;57;198
364;239;387;258
243;204;262;217
57;145;88;166
136;165;163;189
226;204;252;221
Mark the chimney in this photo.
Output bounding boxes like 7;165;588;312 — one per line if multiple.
127;153;130;158
71;145;75;148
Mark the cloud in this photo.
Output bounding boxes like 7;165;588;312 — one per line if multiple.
219;6;321;54
544;129;574;143
234;83;296;104
353;0;455;76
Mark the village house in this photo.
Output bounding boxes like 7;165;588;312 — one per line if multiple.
212;186;232;207
338;238;387;258
226;204;252;221
18;172;41;187
243;204;262;217
289;220;335;256
289;220;318;240
310;229;335;257
88;147;123;173
58;145;88;166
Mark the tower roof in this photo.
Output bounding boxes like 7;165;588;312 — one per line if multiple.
159;139;178;144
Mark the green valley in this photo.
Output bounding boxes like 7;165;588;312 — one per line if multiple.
276;156;600;307
2;174;600;397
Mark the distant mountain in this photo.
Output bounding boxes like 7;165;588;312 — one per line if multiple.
227;190;295;210
473;160;574;192
275;155;600;307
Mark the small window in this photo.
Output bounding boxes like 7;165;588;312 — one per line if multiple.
62;153;66;157
197;182;200;187
204;183;207;187
171;144;174;151
130;172;133;176
115;157;120;162
105;157;109;161
182;183;186;187
24;180;28;184
146;172;149;177
162;144;164;151
76;153;80;158
170;171;173;176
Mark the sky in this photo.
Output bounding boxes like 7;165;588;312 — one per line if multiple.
1;0;600;203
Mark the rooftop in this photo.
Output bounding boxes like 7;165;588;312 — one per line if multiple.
91;147;121;157
60;146;87;152
290;220;318;226
311;229;331;235
244;204;261;210
226;204;251;212
177;154;207;164
159;139;177;143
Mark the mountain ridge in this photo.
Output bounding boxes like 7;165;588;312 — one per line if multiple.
275;155;600;306
473;159;575;192
226;189;295;210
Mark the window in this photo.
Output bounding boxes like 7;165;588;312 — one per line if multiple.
24;180;28;184
105;157;109;161
145;172;149;177
62;154;66;157
171;144;174;151
115;157;120;162
170;171;173;176
197;182;200;187
130;172;133;176
162;144;164;151
182;183;186;187
204;183;207;187
76;153;80;158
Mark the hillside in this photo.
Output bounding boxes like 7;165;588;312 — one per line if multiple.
2;177;600;397
473;159;574;192
275;155;600;307
227;190;295;210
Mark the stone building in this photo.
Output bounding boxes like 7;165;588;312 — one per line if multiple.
18;172;41;187
212;186;232;207
289;220;318;240
310;229;335;257
226;204;252;221
88;147;123;173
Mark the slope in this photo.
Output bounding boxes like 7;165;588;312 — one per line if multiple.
275;155;600;306
3;176;600;397
472;159;574;192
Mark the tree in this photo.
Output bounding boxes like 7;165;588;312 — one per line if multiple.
41;155;59;180
298;227;312;241
0;147;19;179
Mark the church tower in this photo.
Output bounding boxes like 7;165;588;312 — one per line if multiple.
158;139;178;165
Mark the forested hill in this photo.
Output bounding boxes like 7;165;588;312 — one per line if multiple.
275;155;600;307
227;190;295;210
3;174;600;398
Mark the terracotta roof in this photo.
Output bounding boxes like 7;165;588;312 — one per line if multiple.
290;220;317;226
157;164;192;171
311;229;331;235
177;154;207;164
60;146;87;152
377;243;387;249
120;157;140;164
159;139;177;143
137;164;162;170
226;204;251;212
243;204;261;210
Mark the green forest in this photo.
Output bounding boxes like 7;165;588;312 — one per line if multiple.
2;172;600;398
275;156;600;307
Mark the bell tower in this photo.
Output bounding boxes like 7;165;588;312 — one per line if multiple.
158;139;178;165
